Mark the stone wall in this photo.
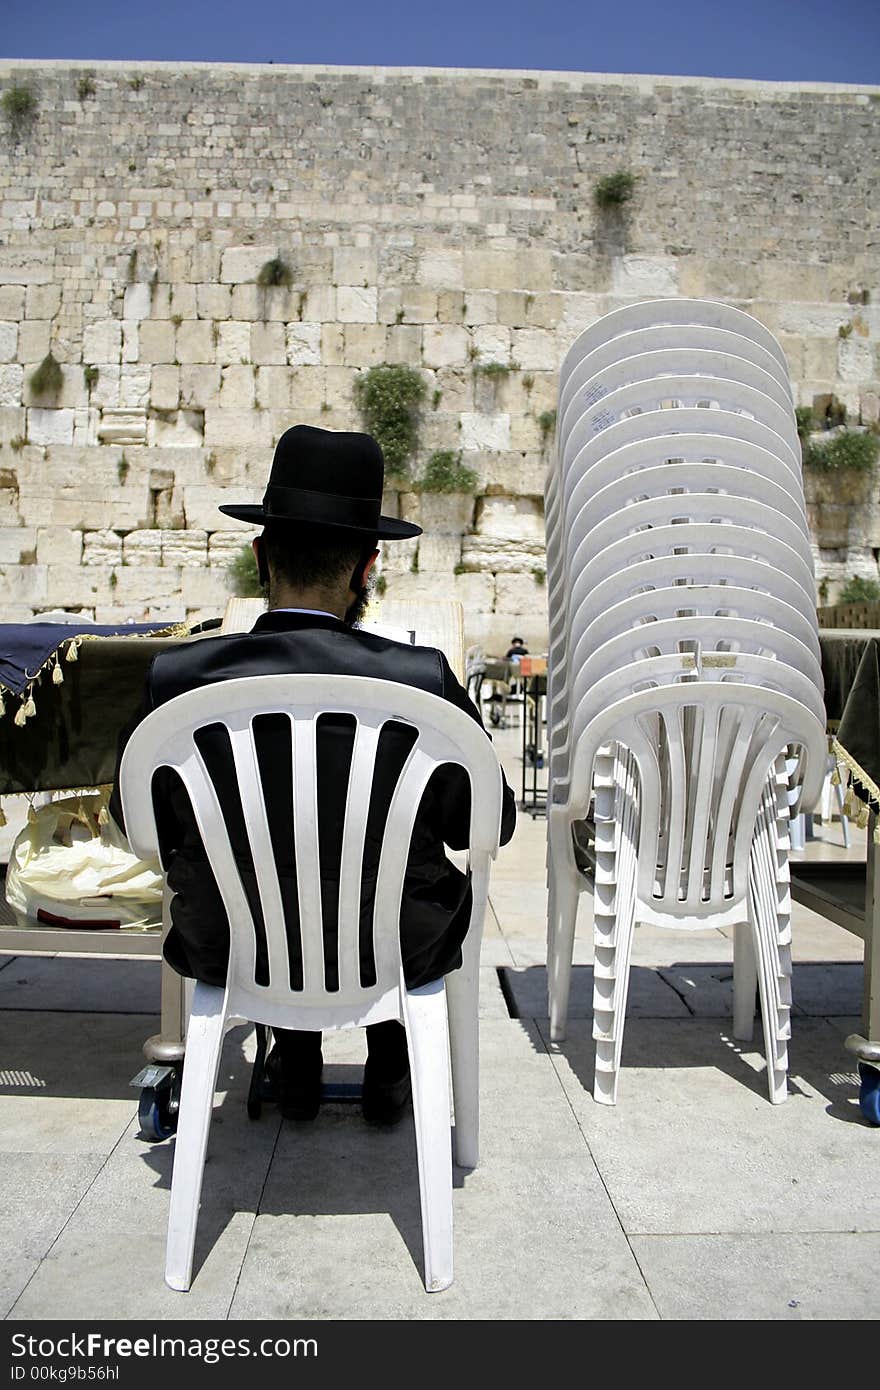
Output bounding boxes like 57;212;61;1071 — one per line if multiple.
0;60;878;648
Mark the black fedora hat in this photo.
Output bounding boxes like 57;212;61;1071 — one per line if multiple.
218;424;422;540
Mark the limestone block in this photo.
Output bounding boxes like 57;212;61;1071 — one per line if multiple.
82;319;122;365
220;245;279;284
230;285;262;321
42;564;106;607
36;526;82;567
180;566;234;609
374;571;443;605
176;320;214;365
148;411;205;449
217;321;251;365
284;368;325;416
25;285;59;322
55;366;88;410
423;325;468;370
343;324;386;366
219;365;256;410
839;336;875;384
0;248;52;286
401;289;438;324
560;294;601;336
525;293;562;330
83;529;124;566
419;250;464;287
0;527;36;563
98;408;147;444
802;339;838;381
416;492;476;534
161;531;208;568
860;392;879;426
611;255;679;298
477;494;545;542
437;292;465;324
0;564;48;606
418;536;463;572
463;292;497;326
451;571;494;613
118;366;152;409
463;251;520;292
27;409;74;446
0;366;24;408
208;531;249;564
494;571;549;613
122;530;162;565
0;486;20;526
122;322;139;364
776;304;845;337
251;322;287;365
511;328;559;372
302;286;336;322
72;407;100;447
376;535;419;575
168;284;197;320
183;481;264;529
19;321;51;362
256;366;291;410
258;286;300;323
459;412;510;452
179;365;220;409
473;326;511;362
151;365;180;411
112;565;182;603
321;324;345;366
0;287;24;319
432;368;474;413
0;406;25;443
385;325;422;366
196;284;232;319
460;533;546;573
123;282;152;321
154;484;186;530
138;320;175;364
333;247;377;285
0;323;18;363
287;324;322;366
337;287;378;324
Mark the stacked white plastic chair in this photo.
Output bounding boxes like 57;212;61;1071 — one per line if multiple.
545;299;828;1105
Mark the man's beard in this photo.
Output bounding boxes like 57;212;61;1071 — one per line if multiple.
344;575;373;627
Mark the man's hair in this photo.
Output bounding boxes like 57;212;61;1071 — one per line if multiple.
261;522;376;590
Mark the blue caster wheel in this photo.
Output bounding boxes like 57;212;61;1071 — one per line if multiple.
138;1085;177;1141
858;1063;880;1126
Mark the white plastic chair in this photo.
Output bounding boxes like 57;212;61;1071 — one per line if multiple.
547;682;827;1104
120;673;505;1294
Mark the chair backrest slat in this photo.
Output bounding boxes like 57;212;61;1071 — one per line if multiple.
336;720;381;995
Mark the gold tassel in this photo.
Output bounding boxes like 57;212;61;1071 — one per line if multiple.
858;803;870;830
27;801;37;824
0;802;6;828
23;695;36;719
14;702;27;727
52;655;64;684
65;638;79;662
97;803;109;827
830;768;840;787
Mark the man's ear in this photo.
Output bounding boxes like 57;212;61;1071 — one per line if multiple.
349;548;379;594
253;535;269;588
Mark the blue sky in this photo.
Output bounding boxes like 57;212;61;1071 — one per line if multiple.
2;0;879;85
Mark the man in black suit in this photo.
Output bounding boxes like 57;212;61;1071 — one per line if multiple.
111;425;516;1125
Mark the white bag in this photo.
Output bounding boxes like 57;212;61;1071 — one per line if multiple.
5;791;163;931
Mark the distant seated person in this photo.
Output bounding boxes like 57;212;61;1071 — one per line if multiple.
504;636;528;662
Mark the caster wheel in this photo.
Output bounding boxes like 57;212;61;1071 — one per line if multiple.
138;1084;177;1141
858;1063;880;1126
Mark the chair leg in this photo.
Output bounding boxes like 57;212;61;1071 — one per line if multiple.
446;925;480;1171
547;869;580;1042
402;979;454;1293
732;919;757;1041
165;982;228;1292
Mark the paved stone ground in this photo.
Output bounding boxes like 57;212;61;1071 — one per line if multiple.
0;722;876;1321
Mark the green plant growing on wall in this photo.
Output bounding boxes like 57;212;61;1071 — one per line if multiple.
228;543;263;597
538;409;557;445
473;361;509;380
817;577;830;606
838;322;853;340
29;353;63;401
10;435;27;453
374;573;388;597
257;257;293;289
353;363;426;479
531;566;546;585
795;406;815;444
418;450;478;494
83;365;99;392
2;84;37;140
432;388;442;410
77;74;96;101
594;170;637;210
803;429;879;474
126;249;138;284
839;575;880;604
128;75;144;92
117;455;130;484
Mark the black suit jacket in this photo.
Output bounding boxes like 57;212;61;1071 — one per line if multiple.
110;611;516;991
